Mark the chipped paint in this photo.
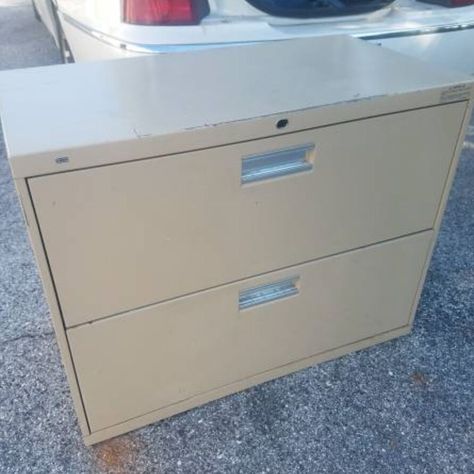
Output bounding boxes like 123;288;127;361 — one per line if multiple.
132;128;152;139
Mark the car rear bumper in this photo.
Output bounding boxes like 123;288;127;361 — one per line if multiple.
61;12;474;74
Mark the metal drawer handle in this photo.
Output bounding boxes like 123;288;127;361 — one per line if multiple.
241;144;315;184
239;277;300;310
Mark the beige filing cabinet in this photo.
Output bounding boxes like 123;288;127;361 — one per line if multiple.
0;36;472;445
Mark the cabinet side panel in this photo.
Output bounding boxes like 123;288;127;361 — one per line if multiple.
13;178;90;436
407;100;473;326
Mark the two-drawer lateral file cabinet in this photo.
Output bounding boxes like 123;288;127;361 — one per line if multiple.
0;35;472;444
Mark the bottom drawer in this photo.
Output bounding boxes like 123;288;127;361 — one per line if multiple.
68;231;432;433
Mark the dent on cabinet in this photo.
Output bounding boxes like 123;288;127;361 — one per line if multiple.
0;35;472;445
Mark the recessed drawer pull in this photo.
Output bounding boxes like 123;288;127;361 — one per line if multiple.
239;277;300;310
241;144;315;184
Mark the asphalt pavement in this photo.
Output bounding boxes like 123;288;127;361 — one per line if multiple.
0;1;473;473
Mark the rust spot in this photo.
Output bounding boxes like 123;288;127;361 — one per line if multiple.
410;371;429;387
93;434;141;473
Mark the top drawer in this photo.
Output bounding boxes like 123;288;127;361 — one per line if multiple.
29;102;465;327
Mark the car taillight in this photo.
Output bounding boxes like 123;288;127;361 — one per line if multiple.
418;0;474;6
123;0;209;25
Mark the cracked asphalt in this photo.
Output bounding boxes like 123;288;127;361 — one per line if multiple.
0;1;473;473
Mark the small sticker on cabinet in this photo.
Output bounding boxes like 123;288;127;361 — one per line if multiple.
440;85;471;104
55;156;70;165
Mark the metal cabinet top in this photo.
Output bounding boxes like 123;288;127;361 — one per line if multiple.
0;35;472;178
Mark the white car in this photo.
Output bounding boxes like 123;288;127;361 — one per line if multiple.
33;0;474;74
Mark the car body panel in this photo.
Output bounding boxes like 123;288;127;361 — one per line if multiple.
33;0;474;74
32;0;59;44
